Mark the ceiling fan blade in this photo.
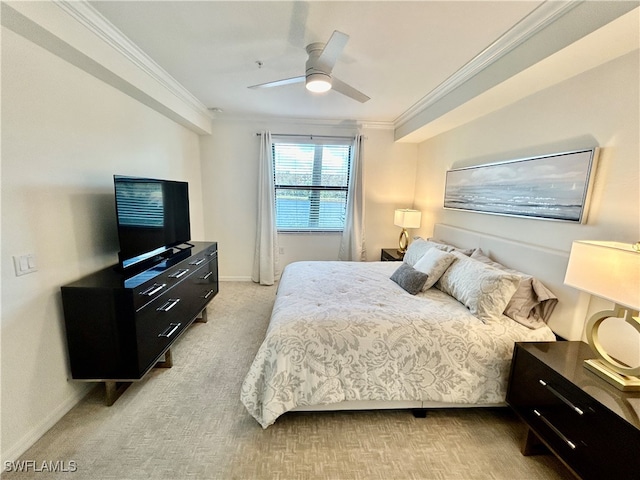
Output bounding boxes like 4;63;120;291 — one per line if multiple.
331;77;370;103
287;1;309;47
317;30;349;71
248;76;305;89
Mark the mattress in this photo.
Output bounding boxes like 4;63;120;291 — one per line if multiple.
241;261;556;428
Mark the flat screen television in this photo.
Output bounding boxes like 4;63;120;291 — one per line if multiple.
114;175;191;269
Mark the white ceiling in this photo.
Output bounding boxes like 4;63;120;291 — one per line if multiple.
87;1;639;140
89;1;545;122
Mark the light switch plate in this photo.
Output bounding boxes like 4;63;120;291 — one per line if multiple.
13;254;37;276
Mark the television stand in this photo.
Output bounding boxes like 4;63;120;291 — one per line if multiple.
61;242;218;405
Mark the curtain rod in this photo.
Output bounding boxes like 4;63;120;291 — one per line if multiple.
255;133;356;139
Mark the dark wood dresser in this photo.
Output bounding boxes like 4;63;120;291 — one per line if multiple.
61;241;218;404
507;341;640;480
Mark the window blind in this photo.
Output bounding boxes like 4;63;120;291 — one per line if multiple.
272;138;353;232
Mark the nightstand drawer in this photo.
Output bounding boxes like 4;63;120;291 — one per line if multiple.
509;351;594;468
509;347;595;423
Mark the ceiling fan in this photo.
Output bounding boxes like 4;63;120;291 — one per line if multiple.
248;30;370;103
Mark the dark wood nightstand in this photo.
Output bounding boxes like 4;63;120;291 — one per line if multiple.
381;248;404;261
507;341;640;480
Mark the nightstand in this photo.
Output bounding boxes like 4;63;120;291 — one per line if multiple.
507;341;640;480
381;248;404;261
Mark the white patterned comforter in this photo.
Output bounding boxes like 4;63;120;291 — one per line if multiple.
241;261;555;428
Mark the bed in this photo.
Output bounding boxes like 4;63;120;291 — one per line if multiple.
241;224;576;428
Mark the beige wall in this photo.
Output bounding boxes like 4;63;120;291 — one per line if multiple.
413;51;639;357
1;27;205;462
200;118;417;278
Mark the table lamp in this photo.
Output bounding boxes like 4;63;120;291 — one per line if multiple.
564;240;640;390
394;209;421;253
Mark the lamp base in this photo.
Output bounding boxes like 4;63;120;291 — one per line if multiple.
584;359;640;391
583;305;640;391
398;228;409;253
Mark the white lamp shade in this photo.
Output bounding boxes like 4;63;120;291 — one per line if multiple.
394;209;421;229
564;240;640;311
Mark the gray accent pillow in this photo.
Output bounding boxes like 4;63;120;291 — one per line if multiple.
413;248;456;291
390;263;429;295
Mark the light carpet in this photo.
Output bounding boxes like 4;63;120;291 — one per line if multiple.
4;282;573;480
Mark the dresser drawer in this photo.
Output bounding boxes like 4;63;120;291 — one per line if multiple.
134;257;218;373
131;254;202;310
185;245;218;271
191;255;218;289
163;258;218;316
135;293;193;374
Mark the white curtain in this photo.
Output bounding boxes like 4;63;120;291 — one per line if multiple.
252;131;279;285
339;134;366;261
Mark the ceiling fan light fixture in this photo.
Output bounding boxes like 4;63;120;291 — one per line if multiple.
248;31;368;102
306;72;332;93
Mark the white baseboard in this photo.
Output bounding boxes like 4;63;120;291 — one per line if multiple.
1;384;92;468
219;276;253;282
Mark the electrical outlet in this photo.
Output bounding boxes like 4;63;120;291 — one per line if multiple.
13;254;37;276
279;247;285;255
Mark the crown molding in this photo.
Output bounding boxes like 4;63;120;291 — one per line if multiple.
393;0;581;129
215;113;393;130
360;121;395;131
55;0;211;118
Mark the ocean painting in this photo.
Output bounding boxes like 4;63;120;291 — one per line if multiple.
444;149;598;223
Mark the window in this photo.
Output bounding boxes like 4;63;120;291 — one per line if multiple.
272;136;353;232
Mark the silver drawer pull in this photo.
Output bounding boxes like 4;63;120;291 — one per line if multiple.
189;258;205;266
200;272;213;280
169;269;189;279
141;283;166;296
157;298;180;312
533;409;576;450
158;322;181;338
539;379;584;415
204;289;215;299
206;251;217;257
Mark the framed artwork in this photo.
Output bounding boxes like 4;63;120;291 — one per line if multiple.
443;148;599;223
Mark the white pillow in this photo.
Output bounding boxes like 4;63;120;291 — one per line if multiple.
427;238;476;256
470;249;558;328
413;249;456;291
436;252;521;323
403;238;451;266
